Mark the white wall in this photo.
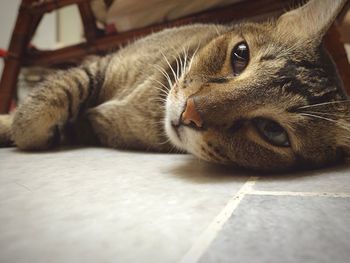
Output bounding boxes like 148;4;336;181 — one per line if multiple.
57;5;83;47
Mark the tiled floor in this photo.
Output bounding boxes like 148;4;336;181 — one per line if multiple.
0;147;349;263
200;195;350;263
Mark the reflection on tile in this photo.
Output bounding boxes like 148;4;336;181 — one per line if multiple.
0;148;248;263
255;162;350;193
200;195;350;263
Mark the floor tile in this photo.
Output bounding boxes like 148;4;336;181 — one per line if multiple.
255;162;350;193
200;195;350;263
0;148;248;263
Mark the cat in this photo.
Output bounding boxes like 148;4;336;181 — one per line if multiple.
0;0;349;171
17;67;56;104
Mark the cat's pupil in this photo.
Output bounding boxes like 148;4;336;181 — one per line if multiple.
231;42;249;76
264;122;283;135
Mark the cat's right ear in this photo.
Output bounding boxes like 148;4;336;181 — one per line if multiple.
277;0;347;43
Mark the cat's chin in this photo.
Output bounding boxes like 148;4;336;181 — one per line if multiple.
164;118;204;158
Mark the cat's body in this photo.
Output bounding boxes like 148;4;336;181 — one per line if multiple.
0;0;349;171
11;24;223;151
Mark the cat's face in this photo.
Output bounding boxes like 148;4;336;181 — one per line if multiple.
165;0;350;171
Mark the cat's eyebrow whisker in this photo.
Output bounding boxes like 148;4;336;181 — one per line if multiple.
297;100;350;110
169;46;185;80
175;56;180;81
169;52;180;82
152;64;173;88
180;54;185;78
300;113;350;132
176;51;184;79
183;46;189;77
188;43;200;71
182;45;189;74
160;51;178;84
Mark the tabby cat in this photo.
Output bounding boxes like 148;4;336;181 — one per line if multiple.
0;0;349;171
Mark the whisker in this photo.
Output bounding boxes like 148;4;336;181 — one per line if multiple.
175;50;184;79
152;64;173;88
154;98;168;103
300;110;349;118
160;51;177;84
158;137;172;146
301;113;338;122
175;55;181;81
188;43;200;71
170;46;188;82
168;51;180;82
150;77;170;91
183;48;189;76
182;46;189;74
153;92;168;99
298;100;350;109
152;64;171;81
300;113;350;132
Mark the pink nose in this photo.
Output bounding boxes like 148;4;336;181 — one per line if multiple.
181;98;203;128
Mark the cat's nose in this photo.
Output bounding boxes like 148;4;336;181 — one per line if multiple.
181;98;203;128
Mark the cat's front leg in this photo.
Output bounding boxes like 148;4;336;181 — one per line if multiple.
87;99;168;151
87;100;146;150
12;57;111;150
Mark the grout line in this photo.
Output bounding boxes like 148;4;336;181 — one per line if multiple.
178;176;259;263
249;190;350;198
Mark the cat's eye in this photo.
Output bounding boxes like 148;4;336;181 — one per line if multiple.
252;117;290;147
231;42;249;76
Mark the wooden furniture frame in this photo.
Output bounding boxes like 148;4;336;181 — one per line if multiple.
1;0;349;113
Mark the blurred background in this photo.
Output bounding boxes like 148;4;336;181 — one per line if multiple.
0;0;83;75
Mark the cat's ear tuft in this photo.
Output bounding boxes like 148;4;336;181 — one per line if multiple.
277;0;347;42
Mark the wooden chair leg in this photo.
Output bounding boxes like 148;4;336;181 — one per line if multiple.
325;25;350;96
78;1;99;43
0;2;38;113
0;60;22;113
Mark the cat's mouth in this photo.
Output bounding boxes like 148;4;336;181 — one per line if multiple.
171;120;182;141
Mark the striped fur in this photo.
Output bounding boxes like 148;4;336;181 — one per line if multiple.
0;0;349;171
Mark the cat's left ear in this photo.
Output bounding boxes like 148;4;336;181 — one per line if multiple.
277;0;347;42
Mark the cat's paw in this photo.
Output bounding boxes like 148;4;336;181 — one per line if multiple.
12;103;65;150
0;115;14;147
